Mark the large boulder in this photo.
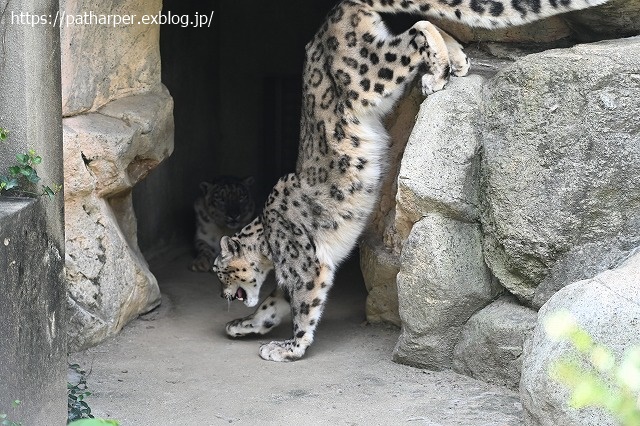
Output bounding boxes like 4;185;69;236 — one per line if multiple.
60;0;173;350
453;295;538;390
480;36;640;308
64;89;174;351
520;248;640;425
393;213;498;369
391;74;501;369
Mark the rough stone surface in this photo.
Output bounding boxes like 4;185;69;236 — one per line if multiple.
433;16;572;44
520;248;640;426
453;295;538;390
360;243;401;326
0;202;66;425
0;0;67;421
64;88;174;351
481;36;640;307
396;74;486;228
565;0;640;40
390;72;501;369
393;214;499;370
60;0;162;116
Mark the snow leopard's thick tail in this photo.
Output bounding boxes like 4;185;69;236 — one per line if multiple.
355;0;608;29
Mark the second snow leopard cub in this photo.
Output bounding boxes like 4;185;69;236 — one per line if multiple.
213;0;609;361
191;176;255;272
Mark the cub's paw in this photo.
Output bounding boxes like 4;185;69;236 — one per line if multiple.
259;340;305;362
190;255;213;272
226;318;257;337
421;73;447;96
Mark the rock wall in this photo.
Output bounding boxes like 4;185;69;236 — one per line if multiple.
61;0;174;351
1;0;67;420
362;7;640;422
481;37;640;309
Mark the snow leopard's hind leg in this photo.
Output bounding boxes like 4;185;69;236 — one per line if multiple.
259;264;335;362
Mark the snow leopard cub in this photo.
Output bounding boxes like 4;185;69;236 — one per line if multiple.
190;176;255;272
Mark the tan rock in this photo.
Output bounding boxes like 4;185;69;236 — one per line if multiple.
432;16;572;44
63;88;174;351
60;0;162;116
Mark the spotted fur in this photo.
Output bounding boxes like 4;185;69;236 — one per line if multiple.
213;0;608;361
190;176;255;272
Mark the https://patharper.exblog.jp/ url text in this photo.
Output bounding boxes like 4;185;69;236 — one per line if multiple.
11;10;215;28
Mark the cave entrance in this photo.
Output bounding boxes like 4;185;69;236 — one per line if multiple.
133;0;341;254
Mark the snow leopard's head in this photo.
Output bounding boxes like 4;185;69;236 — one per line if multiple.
213;236;270;308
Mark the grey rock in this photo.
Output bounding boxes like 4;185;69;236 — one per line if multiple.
453;295;538;390
520;248;640;426
480;36;640;306
393;213;499;370
396;74;486;225
565;0;640;40
392;71;501;370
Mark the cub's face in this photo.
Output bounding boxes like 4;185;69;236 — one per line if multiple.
200;177;255;230
213;236;267;307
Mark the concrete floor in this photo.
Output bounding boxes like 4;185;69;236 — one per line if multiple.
71;251;523;425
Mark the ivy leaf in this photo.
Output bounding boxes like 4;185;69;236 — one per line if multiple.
32;156;42;165
42;186;55;199
2;177;19;190
15;154;29;166
25;170;41;184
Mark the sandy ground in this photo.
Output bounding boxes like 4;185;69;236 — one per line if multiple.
71;251;523;425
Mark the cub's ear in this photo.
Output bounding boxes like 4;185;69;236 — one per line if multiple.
243;176;255;187
220;236;241;259
199;182;213;195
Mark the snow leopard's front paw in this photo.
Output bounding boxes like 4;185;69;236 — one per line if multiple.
421;73;447;96
259;339;305;362
450;53;470;77
226;318;258;337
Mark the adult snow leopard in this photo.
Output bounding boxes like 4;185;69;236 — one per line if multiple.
213;0;608;361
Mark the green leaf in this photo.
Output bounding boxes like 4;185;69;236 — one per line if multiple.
15;154;29;165
3;177;19;190
10;401;20;408
32;156;42;165
42;186;55;199
8;166;21;176
0;128;8;140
